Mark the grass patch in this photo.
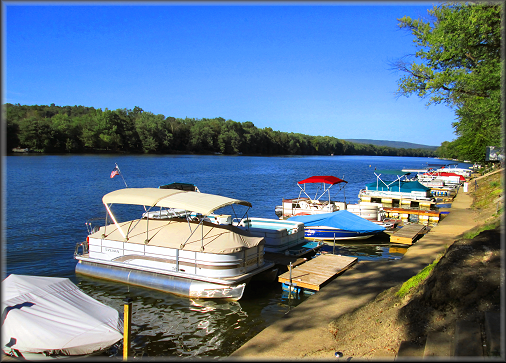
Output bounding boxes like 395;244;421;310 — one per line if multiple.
471;172;503;210
462;220;501;239
396;255;442;299
490;181;501;188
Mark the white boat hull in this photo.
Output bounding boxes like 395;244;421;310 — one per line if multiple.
303;226;375;241
278;198;346;219
75;259;248;300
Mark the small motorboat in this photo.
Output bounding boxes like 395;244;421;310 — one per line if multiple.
288;210;386;241
358;169;436;209
275;175;348;219
2;274;123;360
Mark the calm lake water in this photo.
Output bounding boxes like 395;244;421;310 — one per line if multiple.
4;154;470;358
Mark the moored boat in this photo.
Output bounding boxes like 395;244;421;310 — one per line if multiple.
429;162;472;178
275;176;348;219
275;175;392;228
74;188;275;300
228;217;306;254
2;274;123;359
287;210;386;241
402;168;460;198
358;170;435;209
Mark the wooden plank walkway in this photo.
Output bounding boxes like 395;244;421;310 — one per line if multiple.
389;224;427;245
277;254;357;291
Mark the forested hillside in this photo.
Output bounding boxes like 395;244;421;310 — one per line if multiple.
344;139;438;150
5;103;436;157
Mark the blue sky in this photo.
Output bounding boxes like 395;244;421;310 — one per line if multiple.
3;1;457;146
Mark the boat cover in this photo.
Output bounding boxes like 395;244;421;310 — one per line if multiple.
103;188;252;215
298;176;347;184
94;219;265;254
288;210;385;233
2;274;123;356
365;180;430;192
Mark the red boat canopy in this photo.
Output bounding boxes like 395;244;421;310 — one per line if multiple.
424;172;465;181
297;176;347;185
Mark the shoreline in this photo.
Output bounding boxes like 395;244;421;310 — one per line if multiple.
230;187;482;359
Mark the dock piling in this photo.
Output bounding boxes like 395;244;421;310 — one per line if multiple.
123;297;133;361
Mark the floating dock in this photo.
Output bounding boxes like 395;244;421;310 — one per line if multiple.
383;207;441;224
430;187;458;200
360;195;436;209
389;224;427;245
278;254;357;292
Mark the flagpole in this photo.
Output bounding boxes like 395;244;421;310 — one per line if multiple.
115;163;128;188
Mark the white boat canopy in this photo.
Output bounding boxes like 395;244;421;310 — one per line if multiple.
103;188;252;216
2;274;123;357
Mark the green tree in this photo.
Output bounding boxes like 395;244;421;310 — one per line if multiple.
18;116;52;152
394;2;502;162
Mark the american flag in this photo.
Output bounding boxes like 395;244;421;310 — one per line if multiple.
110;166;120;178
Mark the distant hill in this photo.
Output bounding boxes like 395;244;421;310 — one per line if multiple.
344;139;439;151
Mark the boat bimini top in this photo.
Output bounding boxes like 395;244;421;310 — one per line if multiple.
101;188;255;249
296;175;348;203
103;188;251;216
370;170;412;192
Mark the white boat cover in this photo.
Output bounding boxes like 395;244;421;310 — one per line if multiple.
103;188;252;216
94;219;265;253
2;274;123;356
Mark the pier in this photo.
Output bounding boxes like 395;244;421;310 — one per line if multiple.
277;254;357;292
389;224;427;245
383;206;441;224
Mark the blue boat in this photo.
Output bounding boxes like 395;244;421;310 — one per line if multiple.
288;210;385;241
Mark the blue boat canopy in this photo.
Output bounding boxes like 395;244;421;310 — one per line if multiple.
287;210;385;233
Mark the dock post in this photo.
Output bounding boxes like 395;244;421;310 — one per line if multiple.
333;234;336;254
123;297;133;361
288;262;293;299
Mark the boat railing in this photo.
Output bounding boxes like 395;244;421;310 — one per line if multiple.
86;217;105;235
74;241;89;257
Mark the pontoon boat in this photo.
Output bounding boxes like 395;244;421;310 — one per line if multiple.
74;188;275;300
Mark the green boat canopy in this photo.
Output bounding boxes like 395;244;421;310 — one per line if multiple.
374;170;411;175
365;180;430;192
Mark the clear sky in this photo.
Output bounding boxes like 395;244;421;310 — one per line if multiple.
3;1;458;147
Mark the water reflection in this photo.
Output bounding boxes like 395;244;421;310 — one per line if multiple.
317;238;409;261
73;236;407;358
75;275;307;358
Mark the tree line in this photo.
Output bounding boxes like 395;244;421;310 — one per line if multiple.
5;103;436;157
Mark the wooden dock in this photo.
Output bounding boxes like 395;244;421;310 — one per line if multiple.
277;254;357;292
389;224;427;245
383;207;441;223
